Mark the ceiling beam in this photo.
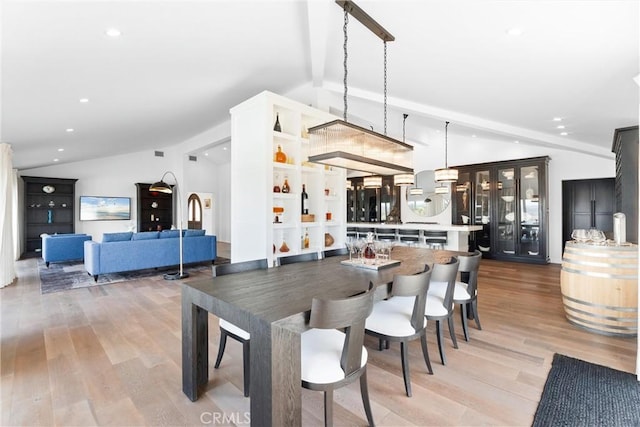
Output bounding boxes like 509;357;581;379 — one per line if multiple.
306;0;331;87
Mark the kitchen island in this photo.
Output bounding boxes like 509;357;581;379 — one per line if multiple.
347;222;483;252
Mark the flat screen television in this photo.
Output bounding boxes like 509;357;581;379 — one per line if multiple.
79;196;131;221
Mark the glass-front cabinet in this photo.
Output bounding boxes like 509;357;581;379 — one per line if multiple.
453;156;549;264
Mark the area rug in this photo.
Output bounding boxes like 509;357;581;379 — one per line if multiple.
532;353;640;427
39;257;229;294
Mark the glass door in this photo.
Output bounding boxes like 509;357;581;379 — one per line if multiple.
519;165;540;257
474;170;491;254
497;167;516;255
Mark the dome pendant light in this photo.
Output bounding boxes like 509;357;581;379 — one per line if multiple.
434;121;458;183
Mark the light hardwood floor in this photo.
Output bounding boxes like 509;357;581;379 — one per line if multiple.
1;247;637;426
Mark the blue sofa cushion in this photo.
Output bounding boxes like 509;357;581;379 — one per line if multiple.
159;230;180;239
184;229;206;237
132;231;159;240
103;232;133;242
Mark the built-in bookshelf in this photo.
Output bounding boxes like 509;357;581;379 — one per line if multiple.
22;176;77;255
230;91;346;266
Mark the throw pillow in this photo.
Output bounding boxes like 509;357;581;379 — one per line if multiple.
132;231;159;240
102;232;133;242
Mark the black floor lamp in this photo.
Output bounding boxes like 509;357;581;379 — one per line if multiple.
149;171;189;280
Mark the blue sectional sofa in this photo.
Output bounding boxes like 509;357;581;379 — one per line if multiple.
84;230;216;281
42;233;93;267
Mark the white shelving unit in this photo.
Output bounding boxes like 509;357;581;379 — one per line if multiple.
230;91;347;266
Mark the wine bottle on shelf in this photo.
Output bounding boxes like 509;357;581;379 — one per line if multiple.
275;145;287;163
274;113;282;132
303;229;310;249
281;176;290;193
301;184;309;215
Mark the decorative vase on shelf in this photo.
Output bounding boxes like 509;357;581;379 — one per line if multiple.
324;233;334;247
275;145;287;163
279;240;290;253
274;113;282;132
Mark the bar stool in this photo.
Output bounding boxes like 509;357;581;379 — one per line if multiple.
425;231;447;250
376;228;397;243
398;229;421;246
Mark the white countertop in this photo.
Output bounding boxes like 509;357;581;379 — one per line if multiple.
347;222;483;232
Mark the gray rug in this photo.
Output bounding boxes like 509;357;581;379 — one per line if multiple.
532;353;640;427
39;257;229;294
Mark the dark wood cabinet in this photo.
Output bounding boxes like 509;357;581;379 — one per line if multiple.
135;183;173;232
562;178;615;248
22;176;77;256
612;126;638;244
453;156;549;264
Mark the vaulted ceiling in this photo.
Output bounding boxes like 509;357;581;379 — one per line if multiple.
2;0;638;170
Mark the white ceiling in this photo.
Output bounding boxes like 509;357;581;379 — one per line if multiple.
2;0;638;170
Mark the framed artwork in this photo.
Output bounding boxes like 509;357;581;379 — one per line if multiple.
204;198;211;209
80;196;131;221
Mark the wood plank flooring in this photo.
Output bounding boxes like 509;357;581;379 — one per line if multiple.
1;249;637;426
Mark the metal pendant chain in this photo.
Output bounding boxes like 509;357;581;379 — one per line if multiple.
445;121;450;168
343;9;349;122
384;40;388;135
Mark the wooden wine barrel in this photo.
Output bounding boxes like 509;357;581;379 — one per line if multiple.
561;241;638;337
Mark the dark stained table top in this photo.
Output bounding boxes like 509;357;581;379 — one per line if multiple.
185;246;462;326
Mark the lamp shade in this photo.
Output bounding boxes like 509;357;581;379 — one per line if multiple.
434;185;449;194
409;187;423;196
434;167;458;183
363;176;382;188
393;173;414;186
149;181;173;194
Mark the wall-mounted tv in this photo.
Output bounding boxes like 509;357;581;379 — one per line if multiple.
80;196;131;221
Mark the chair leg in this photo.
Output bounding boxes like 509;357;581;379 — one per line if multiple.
400;341;412;397
471;299;482;330
435;320;446;365
447;316;458;349
324;389;334;427
214;328;228;369
460;303;470;342
360;369;375;427
419;334;433;374
378;338;385;351
242;339;250;397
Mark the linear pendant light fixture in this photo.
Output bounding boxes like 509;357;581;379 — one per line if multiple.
307;0;413;176
434;121;458;183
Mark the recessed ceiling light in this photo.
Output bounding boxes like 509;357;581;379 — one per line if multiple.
66;128;74;133
105;28;122;38
204;152;209;156
506;27;524;36
560;132;568;136
471;134;477;138
58;148;64;152
557;125;565;129
79;98;89;103
53;158;59;162
223;147;228;151
553;117;562;122
514;140;520;144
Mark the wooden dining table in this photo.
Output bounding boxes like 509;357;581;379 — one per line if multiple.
181;246;461;426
